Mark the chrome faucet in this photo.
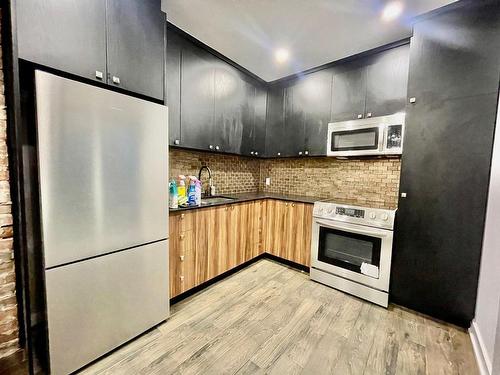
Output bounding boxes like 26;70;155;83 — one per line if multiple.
198;165;214;197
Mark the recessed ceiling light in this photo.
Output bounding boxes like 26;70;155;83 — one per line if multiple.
381;1;404;22
275;48;290;64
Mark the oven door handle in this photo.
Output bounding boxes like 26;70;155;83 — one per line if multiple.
314;218;391;238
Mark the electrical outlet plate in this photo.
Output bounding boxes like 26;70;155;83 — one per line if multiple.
265;177;271;186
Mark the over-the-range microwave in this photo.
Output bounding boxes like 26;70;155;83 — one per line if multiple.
327;113;405;157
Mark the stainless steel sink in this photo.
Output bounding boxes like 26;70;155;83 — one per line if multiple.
200;196;236;205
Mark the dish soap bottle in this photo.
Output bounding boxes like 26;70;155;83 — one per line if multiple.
169;179;178;209
195;178;202;206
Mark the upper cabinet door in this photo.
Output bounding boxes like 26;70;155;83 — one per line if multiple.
365;45;410;117
331;64;367;122
106;0;165;100
166;31;182;145
297;70;333;156
214;65;249;154
282;86;304;157
17;0;107;82
253;86;268;157
180;44;216;151
265;85;285;157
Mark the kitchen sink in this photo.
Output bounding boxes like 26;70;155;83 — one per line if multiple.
201;196;236;205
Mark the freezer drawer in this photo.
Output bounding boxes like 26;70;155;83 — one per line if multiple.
35;71;168;268
45;240;169;375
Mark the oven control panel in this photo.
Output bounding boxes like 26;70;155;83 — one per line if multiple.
335;207;364;218
313;201;396;230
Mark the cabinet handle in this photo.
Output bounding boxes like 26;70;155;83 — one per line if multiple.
409;97;416;104
277;152;281;156
231;206;235;210
225;207;228;211
357;114;363;119
298;151;303;156
366;112;372;118
95;71;104;80
180;255;184;261
285;203;288;206
209;145;214;150
250;151;254;155
174;139;180;145
215;145;220;151
292;203;295;207
180;275;184;281
112;76;121;85
304;151;309;155
180;234;185;240
255;152;258;156
180;214;185;219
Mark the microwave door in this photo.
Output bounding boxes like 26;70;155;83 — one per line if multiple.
328;124;384;157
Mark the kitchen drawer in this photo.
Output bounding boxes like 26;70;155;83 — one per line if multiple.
171;211;194;232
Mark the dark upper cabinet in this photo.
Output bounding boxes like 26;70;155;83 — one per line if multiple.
106;0;165;100
253;86;268;156
331;64;367;122
214;65;252;154
365;44;409;117
391;1;500;327
265;85;285;157
331;44;409;122
180;43;216;151
282;85;305;157
166;31;182;145
295;70;333;156
17;0;107;82
17;0;165;100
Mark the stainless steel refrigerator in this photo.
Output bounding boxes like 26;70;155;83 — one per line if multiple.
35;71;169;374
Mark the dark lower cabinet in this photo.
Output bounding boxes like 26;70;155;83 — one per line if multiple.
106;0;165;100
17;0;107;82
391;0;500;328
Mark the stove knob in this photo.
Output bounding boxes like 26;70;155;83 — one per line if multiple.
381;213;389;221
318;208;324;214
327;209;333;214
369;212;376;219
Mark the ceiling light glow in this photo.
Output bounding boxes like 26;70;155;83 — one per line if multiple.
275;48;290;64
381;1;404;22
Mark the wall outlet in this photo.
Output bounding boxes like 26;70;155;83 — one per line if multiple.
265;177;271;186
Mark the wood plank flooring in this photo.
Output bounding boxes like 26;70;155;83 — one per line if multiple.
79;260;478;375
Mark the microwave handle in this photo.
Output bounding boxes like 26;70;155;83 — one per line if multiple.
378;124;386;151
315;218;391;238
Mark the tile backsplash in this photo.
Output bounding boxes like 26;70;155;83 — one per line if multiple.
169;148;261;194
169;149;400;209
260;157;400;209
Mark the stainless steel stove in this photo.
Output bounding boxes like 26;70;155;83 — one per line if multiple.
310;200;396;307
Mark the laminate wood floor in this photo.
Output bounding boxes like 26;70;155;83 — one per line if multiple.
80;259;478;375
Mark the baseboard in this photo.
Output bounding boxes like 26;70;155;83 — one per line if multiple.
469;320;492;375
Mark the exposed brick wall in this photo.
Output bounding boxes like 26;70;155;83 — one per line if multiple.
0;10;19;359
170;148;400;209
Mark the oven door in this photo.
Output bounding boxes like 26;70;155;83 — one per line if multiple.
327;123;384;157
310;218;393;291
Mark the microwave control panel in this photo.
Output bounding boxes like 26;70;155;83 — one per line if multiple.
386;124;403;149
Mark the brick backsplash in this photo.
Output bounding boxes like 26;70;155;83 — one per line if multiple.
0;10;19;360
170;148;400;209
169;148;261;195
260;157;400;209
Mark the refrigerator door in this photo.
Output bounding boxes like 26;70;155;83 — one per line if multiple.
45;240;169;375
35;71;168;268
